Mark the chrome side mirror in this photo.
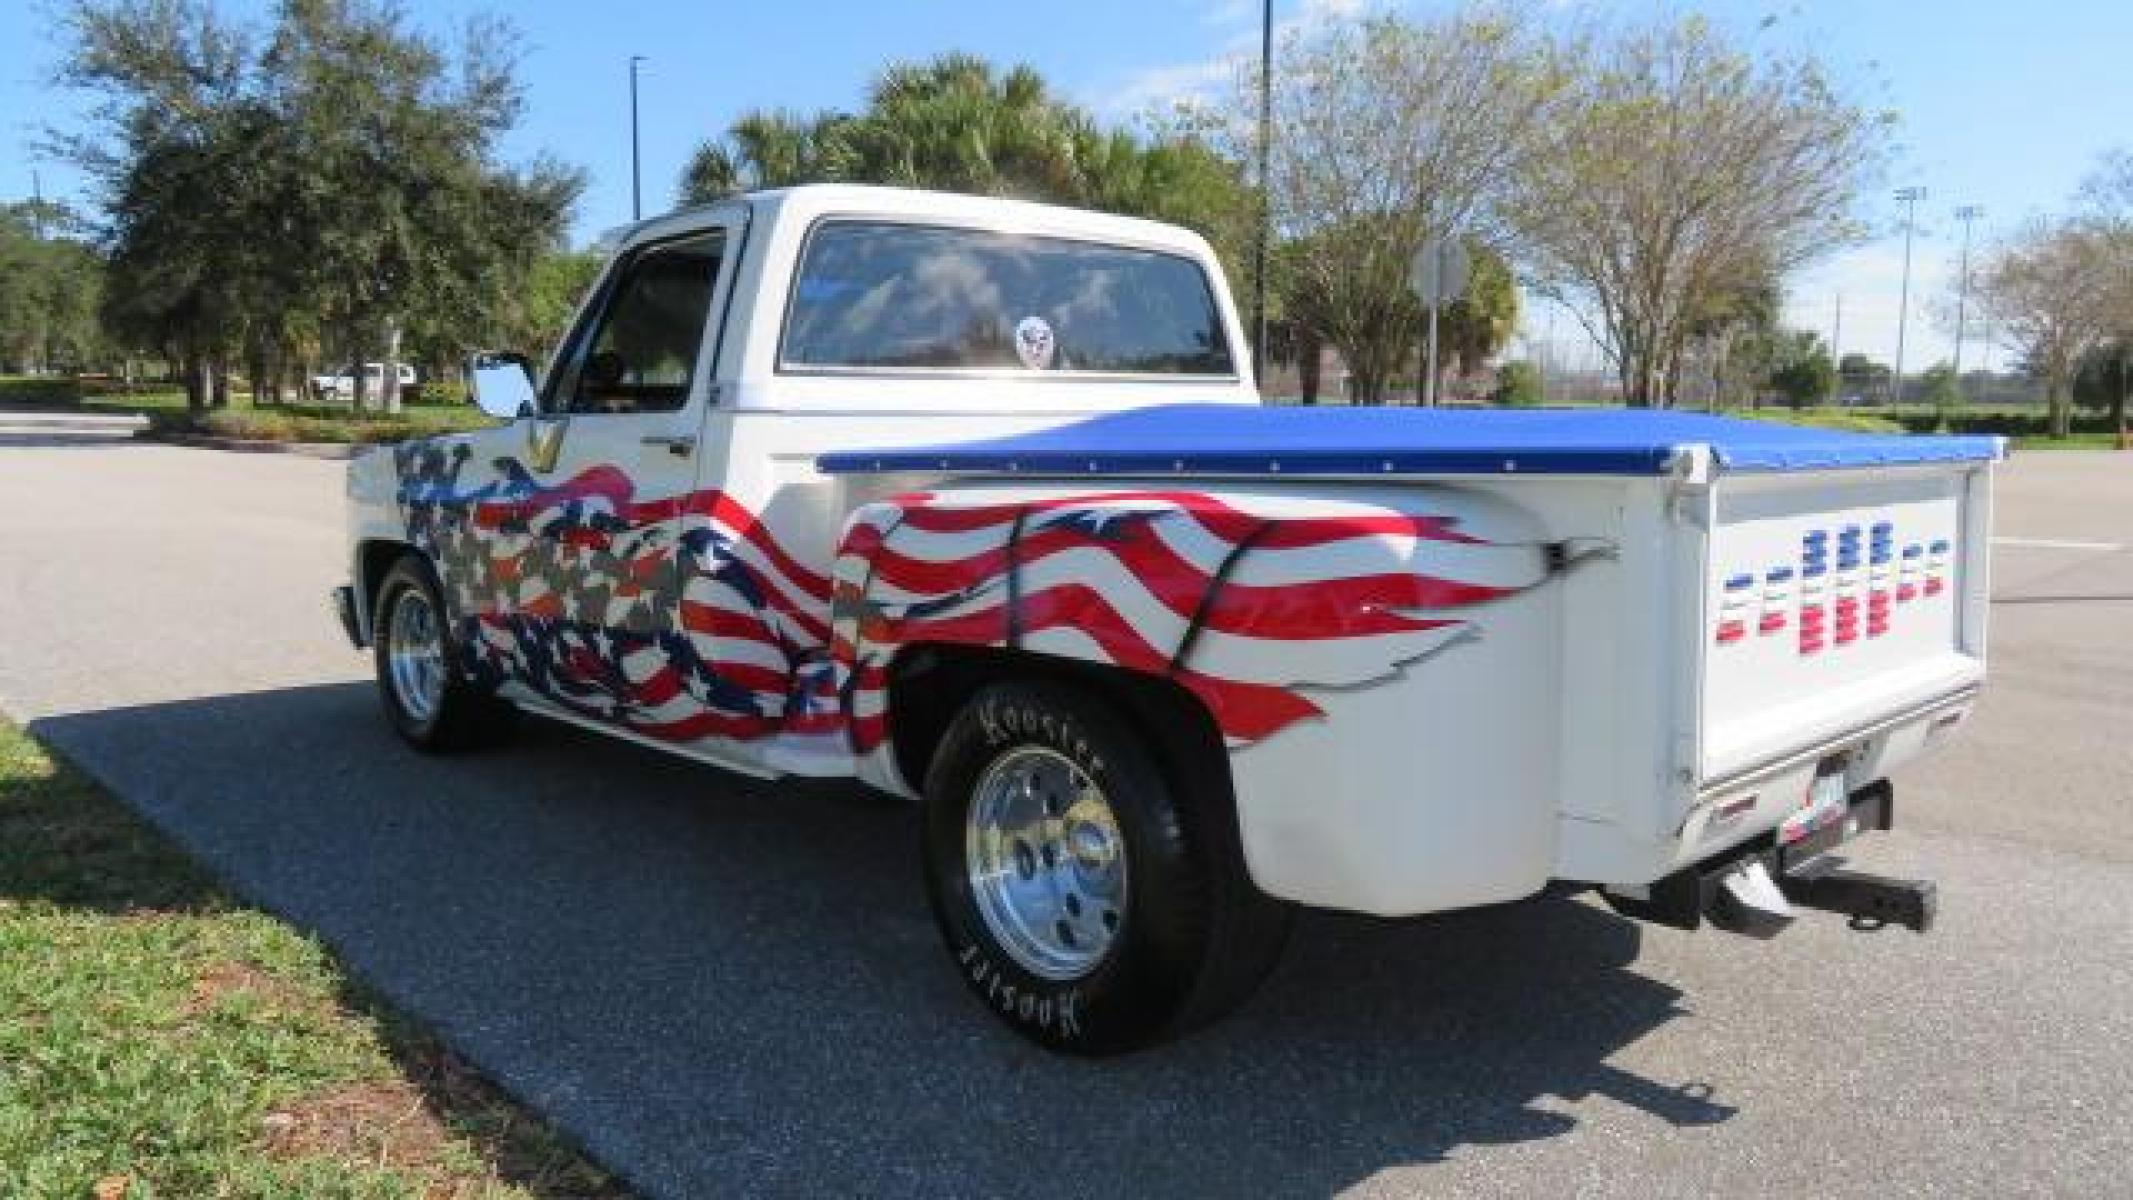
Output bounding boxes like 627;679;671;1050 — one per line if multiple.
467;351;537;420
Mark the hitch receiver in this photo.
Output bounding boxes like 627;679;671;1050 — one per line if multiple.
1778;863;1937;933
1601;780;1938;935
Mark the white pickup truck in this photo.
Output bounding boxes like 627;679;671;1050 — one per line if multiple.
334;184;2001;1053
312;361;418;402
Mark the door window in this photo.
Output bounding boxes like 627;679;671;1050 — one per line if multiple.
553;231;726;414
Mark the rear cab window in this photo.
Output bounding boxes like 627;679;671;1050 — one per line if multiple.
779;221;1234;378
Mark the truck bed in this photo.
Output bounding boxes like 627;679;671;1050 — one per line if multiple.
814;403;2003;479
817;404;2001;911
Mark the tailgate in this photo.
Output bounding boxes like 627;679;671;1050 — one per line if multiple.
1697;465;1990;783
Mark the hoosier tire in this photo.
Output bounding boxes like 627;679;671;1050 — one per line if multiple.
372;553;514;752
921;680;1292;1054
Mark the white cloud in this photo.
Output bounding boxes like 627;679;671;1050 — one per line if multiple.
1086;0;1377;120
1099;57;1240;121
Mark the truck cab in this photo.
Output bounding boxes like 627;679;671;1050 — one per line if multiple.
337;185;1999;1053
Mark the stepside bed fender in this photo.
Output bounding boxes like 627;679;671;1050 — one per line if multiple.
829;484;1569;841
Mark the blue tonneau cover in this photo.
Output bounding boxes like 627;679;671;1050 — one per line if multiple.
815;404;2004;478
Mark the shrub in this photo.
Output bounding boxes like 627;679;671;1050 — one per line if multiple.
0;375;85;406
1492;360;1544;407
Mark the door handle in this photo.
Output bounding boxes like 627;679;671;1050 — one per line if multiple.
642;433;696;457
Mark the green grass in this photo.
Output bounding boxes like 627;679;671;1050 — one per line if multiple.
1731;404;2127;449
1;375;189;412
2002;431;2125;451
1736;407;1909;435
0;721;624;1199
5;376;489;444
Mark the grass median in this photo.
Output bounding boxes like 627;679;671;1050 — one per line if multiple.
3;375;498;445
142;403;499;446
0;720;625;1199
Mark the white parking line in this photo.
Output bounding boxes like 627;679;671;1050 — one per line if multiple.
1992;537;2123;551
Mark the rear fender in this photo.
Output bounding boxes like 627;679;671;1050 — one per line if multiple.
831;482;1568;911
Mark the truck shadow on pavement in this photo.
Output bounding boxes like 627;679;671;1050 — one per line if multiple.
30;682;1734;1198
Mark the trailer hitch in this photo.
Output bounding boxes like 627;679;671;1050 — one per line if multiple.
1778;861;1937;933
1602;781;1938;936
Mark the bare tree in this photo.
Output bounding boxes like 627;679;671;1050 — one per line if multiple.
1972;219;2118;438
1509;17;1887;406
2079;149;2133;341
2078;149;2133;444
2080;148;2133;231
1229;6;1562;403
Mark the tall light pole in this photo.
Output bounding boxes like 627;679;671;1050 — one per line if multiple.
1891;186;1925;405
1251;0;1272;388
1951;204;1983;391
630;55;647;221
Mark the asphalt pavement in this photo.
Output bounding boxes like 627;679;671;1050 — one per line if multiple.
1;409;2128;1198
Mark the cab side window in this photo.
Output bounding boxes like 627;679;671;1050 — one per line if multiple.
553;231;726;415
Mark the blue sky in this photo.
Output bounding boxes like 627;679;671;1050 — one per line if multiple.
4;0;2129;374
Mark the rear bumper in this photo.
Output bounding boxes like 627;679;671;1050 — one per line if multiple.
1698;684;1979;800
331;585;365;648
1674;684;1977;869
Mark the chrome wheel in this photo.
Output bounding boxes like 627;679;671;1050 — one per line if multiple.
965;746;1127;980
385;586;446;724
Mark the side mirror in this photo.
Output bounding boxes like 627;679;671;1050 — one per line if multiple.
467;351;537;420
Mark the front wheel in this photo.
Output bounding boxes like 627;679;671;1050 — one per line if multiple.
372;554;512;751
921;680;1291;1054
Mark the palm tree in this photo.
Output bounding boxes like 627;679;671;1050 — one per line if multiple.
672;53;1251;280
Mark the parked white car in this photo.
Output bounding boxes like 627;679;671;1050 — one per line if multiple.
311;362;416;401
333;185;2001;1053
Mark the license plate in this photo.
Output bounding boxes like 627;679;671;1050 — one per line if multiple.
1779;769;1850;847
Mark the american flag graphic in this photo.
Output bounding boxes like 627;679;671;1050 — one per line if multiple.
395;443;1553;764
831;489;1554;748
396;447;850;771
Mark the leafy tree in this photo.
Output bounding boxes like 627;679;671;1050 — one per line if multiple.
1238;9;1560;402
681;108;859;198
1681;267;1780;409
2077;149;2133;443
1767;330;1835;408
1492;360;1542;406
1511;16;1889;407
58;0;582;411
1439;245;1520;379
1918;361;1961;421
500;249;605;369
1837;352;1893;400
1972;218;2118;437
0;202;104;373
677;54;1254;285
2071;340;2131;447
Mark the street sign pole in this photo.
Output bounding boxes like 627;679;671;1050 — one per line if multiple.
1409;236;1468;408
1424;301;1441;407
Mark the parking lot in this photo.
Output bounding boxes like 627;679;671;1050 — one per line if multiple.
1;411;2127;1197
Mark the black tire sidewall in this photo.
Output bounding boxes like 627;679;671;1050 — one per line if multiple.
922;681;1209;1054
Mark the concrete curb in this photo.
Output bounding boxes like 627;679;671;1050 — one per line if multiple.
136;429;370;460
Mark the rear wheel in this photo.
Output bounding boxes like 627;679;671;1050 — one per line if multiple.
921;679;1291;1054
372;554;512;751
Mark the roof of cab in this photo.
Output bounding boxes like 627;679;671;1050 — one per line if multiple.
609;184;1219;258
